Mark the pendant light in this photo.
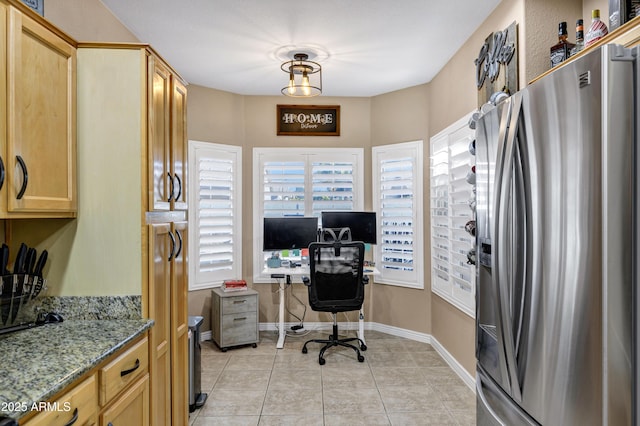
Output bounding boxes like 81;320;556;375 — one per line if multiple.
281;53;322;97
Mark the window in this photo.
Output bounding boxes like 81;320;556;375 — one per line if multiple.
188;141;242;290
429;113;476;317
253;148;364;281
372;141;424;289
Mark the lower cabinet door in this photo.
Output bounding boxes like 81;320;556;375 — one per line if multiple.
101;374;149;426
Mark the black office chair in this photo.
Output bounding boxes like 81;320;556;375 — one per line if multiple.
301;237;368;365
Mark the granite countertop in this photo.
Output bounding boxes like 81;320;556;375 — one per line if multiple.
0;319;153;420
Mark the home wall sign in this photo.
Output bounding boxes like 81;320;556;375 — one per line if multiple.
277;105;340;136
475;21;518;108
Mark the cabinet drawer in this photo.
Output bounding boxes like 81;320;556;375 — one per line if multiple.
99;337;148;406
221;294;257;315
221;311;258;346
26;375;97;426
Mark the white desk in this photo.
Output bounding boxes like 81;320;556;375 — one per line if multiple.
262;266;379;349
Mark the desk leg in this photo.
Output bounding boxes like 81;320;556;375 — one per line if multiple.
276;280;286;349
358;308;366;345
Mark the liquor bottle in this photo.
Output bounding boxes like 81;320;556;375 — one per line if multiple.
550;22;575;68
570;19;584;56
585;9;609;48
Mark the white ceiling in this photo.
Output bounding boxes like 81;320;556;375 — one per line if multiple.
100;0;502;97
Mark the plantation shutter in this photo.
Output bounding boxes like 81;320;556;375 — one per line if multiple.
263;161;305;217
373;141;423;288
311;160;354;216
189;142;242;290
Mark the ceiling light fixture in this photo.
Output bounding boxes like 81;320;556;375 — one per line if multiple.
281;53;322;97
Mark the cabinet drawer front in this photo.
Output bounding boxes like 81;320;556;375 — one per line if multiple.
26;375;97;426
221;294;257;315
99;337;149;406
221;312;258;346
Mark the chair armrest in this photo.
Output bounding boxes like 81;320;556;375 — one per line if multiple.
363;276;369;285
302;276;310;286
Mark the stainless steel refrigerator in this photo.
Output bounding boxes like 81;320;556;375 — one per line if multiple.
475;43;637;425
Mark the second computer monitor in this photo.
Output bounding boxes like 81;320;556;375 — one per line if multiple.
321;211;377;245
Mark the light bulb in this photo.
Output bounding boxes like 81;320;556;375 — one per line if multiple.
301;71;311;96
287;71;296;95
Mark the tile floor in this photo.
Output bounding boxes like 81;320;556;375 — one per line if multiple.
189;329;476;425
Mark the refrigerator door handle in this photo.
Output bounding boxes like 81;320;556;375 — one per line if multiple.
490;98;516;396
495;93;524;401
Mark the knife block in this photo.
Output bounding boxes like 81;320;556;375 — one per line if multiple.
0;273;47;330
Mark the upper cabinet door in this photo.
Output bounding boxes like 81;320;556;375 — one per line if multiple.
171;78;187;211
6;7;76;215
149;56;171;212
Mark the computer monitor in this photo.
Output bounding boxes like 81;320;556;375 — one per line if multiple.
320;211;377;244
263;217;319;251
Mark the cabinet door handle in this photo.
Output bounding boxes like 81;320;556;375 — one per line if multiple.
175;229;183;259
63;407;79;426
174;173;182;202
233;300;247;304
120;358;140;377
167;172;174;202
16;156;28;200
234;317;247;321
0;156;5;192
168;231;176;261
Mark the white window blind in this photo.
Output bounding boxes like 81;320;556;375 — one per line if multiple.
188;141;242;290
312;160;354;215
373;141;423;289
429;113;476;317
263;160;305;217
253;148;363;281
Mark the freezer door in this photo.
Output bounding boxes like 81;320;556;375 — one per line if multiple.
475;98;513;396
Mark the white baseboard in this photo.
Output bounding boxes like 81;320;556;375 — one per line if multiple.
208;320;476;391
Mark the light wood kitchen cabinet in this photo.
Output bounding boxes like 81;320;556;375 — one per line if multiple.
100;374;149;426
0;1;76;218
76;44;188;426
25;375;98;426
149;57;187;212
148;221;188;426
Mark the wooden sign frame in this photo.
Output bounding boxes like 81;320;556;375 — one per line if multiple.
277;105;340;136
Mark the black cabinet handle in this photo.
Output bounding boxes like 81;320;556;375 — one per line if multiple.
16;156;28;200
167;172;174;202
0;156;5;192
168;231;176;261
63;408;79;426
174;174;182;202
120;358;140;377
175;229;183;259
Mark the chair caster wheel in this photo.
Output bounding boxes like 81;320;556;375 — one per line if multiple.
302;347;308;354
221;347;228;352
319;357;326;365
360;344;367;351
252;343;257;348
357;355;365;362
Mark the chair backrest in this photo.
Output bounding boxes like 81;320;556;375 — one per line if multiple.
307;241;365;313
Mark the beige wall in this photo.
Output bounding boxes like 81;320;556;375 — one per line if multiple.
427;0;525;374
369;84;431;334
44;0;139;42
35;0;613;374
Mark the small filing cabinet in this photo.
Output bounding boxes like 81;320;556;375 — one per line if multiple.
211;287;259;351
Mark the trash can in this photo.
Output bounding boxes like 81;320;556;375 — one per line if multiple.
188;316;207;412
